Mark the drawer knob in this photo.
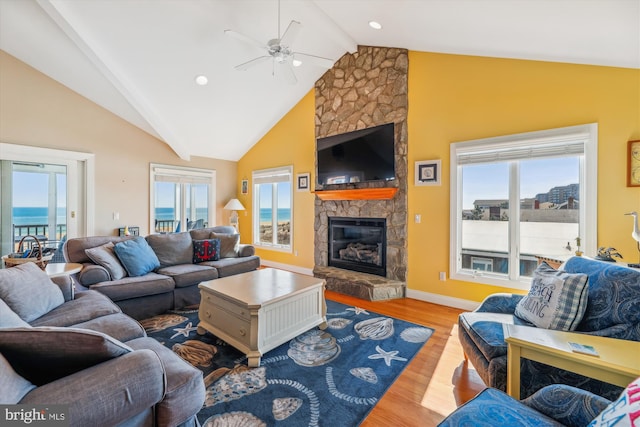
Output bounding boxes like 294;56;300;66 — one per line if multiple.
206;311;211;318
239;328;246;336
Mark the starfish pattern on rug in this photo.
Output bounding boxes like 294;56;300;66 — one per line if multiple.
346;307;369;315
368;345;408;366
170;321;198;339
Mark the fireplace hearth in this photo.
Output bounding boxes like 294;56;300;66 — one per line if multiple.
329;217;386;277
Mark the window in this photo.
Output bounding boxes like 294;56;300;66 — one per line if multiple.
150;164;215;233
252;166;292;251
450;124;597;289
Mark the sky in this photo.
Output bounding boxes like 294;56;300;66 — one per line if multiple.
462;156;579;209
12;171;66;207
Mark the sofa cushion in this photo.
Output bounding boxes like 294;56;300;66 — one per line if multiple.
156;264;219;288
71;312;146;343
588;377;640;426
88;273;175;302
114;237;161;277
0;327;132;385
0;263;65;322
515;262;589;331
85;242;127;280
199;255;260;278
146;232;193;267
458;312;532;361
0;298;31;328
29;290;121;327
193;239;220;263
210;232;240;258
64;235;132;264
0;353;35;404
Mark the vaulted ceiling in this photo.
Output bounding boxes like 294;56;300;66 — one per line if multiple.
1;0;638;161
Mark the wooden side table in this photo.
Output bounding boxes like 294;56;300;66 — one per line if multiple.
504;324;640;399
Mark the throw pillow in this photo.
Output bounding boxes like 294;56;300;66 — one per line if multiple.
0;263;64;323
0;353;35;404
85;242;128;280
210;232;240;258
114;236;160;277
588;377;640;426
193;239;220;263
0;327;133;386
0;298;31;328
514;262;589;331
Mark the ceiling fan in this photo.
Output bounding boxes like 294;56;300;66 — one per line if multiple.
224;0;334;84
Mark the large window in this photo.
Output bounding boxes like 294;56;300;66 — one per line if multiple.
252;166;292;251
450;124;597;289
150;164;215;233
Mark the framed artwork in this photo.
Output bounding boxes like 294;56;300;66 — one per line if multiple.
415;160;441;186
241;179;249;194
628;140;640;187
297;173;310;191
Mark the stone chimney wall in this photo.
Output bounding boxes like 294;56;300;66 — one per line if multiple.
313;46;408;282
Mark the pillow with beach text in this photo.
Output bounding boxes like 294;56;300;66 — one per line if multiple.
514;262;589;331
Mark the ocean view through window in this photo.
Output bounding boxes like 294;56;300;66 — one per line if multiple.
252;166;292;250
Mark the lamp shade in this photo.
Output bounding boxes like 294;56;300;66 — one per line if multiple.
224;199;245;211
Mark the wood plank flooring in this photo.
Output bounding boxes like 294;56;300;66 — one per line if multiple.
325;290;486;426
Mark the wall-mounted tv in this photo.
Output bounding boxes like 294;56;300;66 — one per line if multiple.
316;122;395;187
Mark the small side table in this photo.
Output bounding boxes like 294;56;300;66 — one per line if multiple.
504;324;640;399
45;262;82;278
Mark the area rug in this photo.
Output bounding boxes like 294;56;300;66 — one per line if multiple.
142;300;434;427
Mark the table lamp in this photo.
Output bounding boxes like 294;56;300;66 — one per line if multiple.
224;199;245;231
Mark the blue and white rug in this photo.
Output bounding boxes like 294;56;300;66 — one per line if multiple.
142;300;434;426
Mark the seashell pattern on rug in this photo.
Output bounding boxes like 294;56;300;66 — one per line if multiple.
400;327;433;343
172;340;217;367
350;367;378;384
287;329;341;367
202;411;266;427
272;397;303;420
326;317;353;329
354;317;394;340
139;314;188;333
204;366;267;407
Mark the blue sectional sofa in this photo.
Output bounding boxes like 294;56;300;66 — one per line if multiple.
458;256;640;400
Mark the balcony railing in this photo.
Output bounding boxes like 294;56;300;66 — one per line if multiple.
13;224;66;251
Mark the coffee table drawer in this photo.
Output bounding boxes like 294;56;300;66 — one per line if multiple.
201;292;250;320
200;300;251;347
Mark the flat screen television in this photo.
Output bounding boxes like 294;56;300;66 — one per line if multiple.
316;122;395;186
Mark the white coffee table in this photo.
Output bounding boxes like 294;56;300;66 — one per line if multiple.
198;268;327;367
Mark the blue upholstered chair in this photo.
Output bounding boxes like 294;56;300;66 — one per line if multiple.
458;257;640;400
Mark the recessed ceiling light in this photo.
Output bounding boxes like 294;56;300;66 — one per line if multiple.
292;59;302;67
368;21;382;30
195;75;208;85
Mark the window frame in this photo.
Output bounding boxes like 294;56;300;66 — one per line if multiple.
252;165;293;252
149;163;216;234
449;123;598;290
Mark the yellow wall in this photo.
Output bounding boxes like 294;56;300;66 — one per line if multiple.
236;91;317;267
239;51;640;303
0;51;237;236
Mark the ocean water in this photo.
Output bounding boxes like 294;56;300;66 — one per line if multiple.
260;208;291;223
155;207;209;221
12;207;66;226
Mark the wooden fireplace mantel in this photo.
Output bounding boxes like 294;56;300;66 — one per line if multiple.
314;187;398;201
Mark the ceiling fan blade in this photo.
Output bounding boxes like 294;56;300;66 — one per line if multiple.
279;20;301;47
292;52;335;69
234;56;271;71
224;29;267;51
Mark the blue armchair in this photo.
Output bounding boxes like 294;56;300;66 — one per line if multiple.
458;257;640;400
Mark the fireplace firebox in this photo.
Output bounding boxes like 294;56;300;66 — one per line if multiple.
328;217;386;277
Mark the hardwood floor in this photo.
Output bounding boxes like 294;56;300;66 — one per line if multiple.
325;290;486;426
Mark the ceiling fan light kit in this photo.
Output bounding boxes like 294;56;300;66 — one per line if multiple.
224;0;333;84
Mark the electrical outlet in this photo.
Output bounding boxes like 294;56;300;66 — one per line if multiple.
294;250;299;256
439;272;446;281
113;212;119;220
415;214;421;223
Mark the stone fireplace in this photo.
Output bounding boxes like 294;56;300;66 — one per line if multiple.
313;46;408;300
328;217;386;277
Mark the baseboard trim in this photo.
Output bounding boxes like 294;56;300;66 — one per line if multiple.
405;289;479;311
260;260;314;276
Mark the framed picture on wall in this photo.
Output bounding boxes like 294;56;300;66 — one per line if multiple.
241;179;249;194
297;173;310;191
415;160;441;186
628;140;640;187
